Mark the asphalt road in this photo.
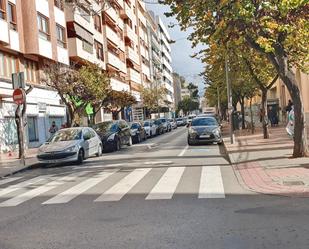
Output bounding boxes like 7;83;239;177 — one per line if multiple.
0;127;309;249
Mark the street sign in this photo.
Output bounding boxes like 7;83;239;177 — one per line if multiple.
12;72;25;89
13;88;26;105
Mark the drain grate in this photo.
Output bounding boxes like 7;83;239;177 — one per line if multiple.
282;180;305;186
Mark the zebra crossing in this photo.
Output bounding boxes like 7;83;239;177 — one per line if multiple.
0;166;226;207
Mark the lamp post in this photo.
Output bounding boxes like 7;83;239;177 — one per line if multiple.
225;55;234;144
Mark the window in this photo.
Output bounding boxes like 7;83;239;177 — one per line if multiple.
0;0;6;20
24;60;39;83
0;52;18;78
37;13;50;40
94;40;104;61
8;3;16;30
54;0;64;10
94;14;101;32
27;117;39;142
56;24;66;48
82;40;93;54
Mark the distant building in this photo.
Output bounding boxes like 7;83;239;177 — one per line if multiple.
173;73;182;109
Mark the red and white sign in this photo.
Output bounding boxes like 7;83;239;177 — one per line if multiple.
13;88;26;105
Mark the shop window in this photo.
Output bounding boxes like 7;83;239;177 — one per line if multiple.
27;117;39;142
3;117;18;145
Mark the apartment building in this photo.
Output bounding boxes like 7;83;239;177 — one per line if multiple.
0;0;69;152
156;16;174;109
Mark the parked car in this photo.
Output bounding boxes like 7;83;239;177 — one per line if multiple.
143;120;157;137
37;127;102;164
176;118;185;126
159;118;172;132
153;119;165;135
93;120;132;152
169;119;177;129
187;117;223;145
130;122;147;143
187;114;197;124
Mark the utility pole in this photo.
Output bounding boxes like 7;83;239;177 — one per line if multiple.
217;86;221;119
225;55;234;144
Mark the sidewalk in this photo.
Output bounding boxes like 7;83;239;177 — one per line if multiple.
224;125;309;197
0;148;39;178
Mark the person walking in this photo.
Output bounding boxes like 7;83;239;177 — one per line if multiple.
286;105;294;137
49;121;58;136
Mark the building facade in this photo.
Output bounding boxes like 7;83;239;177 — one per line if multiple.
0;0;174;152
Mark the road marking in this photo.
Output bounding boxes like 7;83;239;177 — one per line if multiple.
199;166;225;198
0;177;23;186
144;161;173;165
95;168;151;202
0;171;88;207
0;175;53;198
146;167;185;200
43;170;117;205
178;145;188;157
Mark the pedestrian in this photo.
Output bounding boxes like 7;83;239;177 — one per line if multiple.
286;105;294;137
285;100;293;113
49;121;58;136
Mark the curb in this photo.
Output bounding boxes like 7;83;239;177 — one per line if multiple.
0;160;42;178
222;137;256;194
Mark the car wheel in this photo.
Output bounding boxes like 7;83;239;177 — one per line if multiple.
217;140;223;145
114;138;121;151
187;138;193;146
77;149;84;164
96;144;103;157
127;136;133;146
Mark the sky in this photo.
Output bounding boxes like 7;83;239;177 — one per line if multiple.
145;2;205;96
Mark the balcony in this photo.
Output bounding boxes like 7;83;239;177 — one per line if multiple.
126;47;139;65
127;68;142;84
68;38;96;63
106;25;119;44
142;64;150;79
107;52;127;73
124;24;138;44
138;10;147;27
105;6;118;22
120;2;134;21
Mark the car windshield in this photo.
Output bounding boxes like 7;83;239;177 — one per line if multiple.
144;121;150;127
131;123;139;129
191;118;218;127
94;122;118;133
176;118;183;121
160;118;166;123
48;129;82;142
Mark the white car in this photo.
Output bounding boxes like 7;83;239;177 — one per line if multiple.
37;127;102;164
143;120;157;137
169;119;177;129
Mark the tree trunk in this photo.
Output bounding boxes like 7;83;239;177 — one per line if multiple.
249;98;254;134
261;89;269;139
15;105;24;160
276;62;308;157
240;97;245;130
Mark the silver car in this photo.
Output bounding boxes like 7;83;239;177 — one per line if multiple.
187;117;223;145
37;127;102;164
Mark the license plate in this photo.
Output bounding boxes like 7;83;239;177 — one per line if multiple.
200;135;210;138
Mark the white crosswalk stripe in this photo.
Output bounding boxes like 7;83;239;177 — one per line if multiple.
146;167;185;200
0;166;226;207
199;166;225;198
43;169;118;205
0;175;53;198
95;168;151;202
0;177;23;186
0;171;88;207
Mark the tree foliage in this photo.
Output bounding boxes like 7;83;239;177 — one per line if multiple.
43;63;110;126
104;90;137;120
178;96;199;115
140;85;167;113
162;0;309;157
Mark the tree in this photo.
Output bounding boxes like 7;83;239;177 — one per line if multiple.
78;63;111;125
178;96;199;115
163;0;309;157
43;63;110;126
187;83;199;99
140;85;167;117
104;90;136;120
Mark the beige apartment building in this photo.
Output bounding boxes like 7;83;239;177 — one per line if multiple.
0;0;174;152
